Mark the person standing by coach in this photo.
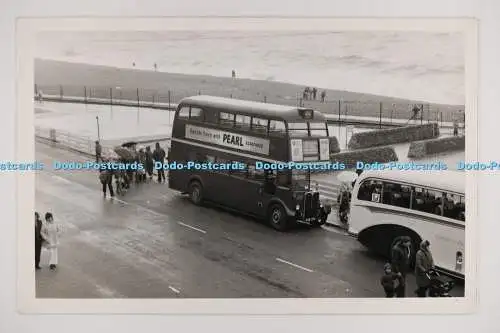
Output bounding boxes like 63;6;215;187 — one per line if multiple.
34;212;45;270
153;142;166;183
391;236;412;297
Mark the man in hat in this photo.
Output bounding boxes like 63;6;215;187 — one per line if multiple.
391;236;412;297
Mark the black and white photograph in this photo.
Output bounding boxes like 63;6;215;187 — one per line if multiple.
16;17;478;313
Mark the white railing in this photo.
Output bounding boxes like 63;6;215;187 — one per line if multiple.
35;126;115;157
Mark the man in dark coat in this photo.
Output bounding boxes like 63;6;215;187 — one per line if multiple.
35;212;44;269
99;168;114;198
415;240;434;297
145;146;154;181
152;142;166;183
391;236;412;297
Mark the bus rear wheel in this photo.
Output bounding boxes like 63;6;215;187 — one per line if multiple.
189;181;203;205
268;204;288;231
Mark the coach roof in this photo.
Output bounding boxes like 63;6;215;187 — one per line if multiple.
179;95;326;121
357;169;465;194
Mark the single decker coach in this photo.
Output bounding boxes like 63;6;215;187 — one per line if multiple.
168;95;336;231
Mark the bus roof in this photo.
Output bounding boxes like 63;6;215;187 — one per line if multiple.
356;169;465;194
179;95;326;121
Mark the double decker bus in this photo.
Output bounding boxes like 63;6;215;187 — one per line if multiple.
168;95;335;231
348;169;465;279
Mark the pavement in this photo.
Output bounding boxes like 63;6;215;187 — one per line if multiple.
34;141;464;298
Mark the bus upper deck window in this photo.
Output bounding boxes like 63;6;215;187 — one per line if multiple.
190;107;204;121
269;120;286;135
219;112;235;127
251;117;268;133
235;114;251;130
178;106;190;118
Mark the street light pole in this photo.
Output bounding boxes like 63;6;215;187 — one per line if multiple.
96;116;101;141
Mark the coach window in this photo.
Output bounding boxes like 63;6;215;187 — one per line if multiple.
251;117;269;134
411;186;428;213
443;193;464;220
235;114;251;130
190;107;204;121
357;179;383;203
382;182;411;208
309;122;329;137
178;106;190;118
219;112;235;127
269;120;286;136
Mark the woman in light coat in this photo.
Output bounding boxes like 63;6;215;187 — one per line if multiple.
41;212;61;270
415;240;434;297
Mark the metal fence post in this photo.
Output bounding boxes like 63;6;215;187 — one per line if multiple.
84;86;87;103
379;102;382;129
338;100;341;123
59;85;63;99
136;88;140;107
110;87;113;105
168;90;171;109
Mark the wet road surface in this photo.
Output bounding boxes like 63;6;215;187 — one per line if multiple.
35;141;464;298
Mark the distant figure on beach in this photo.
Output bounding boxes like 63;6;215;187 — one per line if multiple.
320;90;326;103
154;63;158;71
312;87;317;100
232;69;236;78
132;62;136;67
411;105;420;123
453;120;459;136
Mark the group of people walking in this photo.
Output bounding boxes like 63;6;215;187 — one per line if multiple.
302;87;327;102
96;141;168;198
380;237;436;297
35;212;61;270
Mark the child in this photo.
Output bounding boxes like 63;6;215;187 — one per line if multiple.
380;263;401;297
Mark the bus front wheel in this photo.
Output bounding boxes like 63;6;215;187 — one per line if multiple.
189;181;203;205
268;204;288;231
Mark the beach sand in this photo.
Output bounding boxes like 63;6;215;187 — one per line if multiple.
34;59;462;122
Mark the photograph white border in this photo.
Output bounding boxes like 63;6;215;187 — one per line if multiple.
17;17;478;314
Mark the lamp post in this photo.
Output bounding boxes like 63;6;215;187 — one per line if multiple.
96;116;101;141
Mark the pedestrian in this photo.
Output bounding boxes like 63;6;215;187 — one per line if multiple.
391;236;412;297
415;240;435;297
137;148;147;183
99;167;114;198
34;212;45;270
321;90;326;103
95;141;102;163
312;87;317;100
380;263;401;297
453;120;459;136
232;69;236;78
154;63;158;71
145;146;154;181
41;212;61;270
153;142;166;183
